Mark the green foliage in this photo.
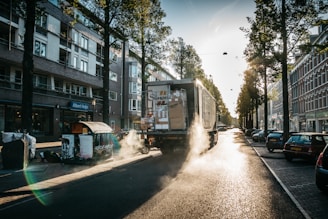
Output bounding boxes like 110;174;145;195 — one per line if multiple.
119;0;171;65
168;37;202;79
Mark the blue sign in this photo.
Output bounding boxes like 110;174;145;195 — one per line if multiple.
69;101;89;111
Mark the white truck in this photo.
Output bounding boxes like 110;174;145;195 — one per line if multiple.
141;78;218;154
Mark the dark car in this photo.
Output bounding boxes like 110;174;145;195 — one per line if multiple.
283;132;328;163
245;128;257;137
315;144;328;192
266;131;284;152
252;130;265;142
266;131;297;152
252;129;276;142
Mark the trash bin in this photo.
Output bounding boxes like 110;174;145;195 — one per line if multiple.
1;139;28;169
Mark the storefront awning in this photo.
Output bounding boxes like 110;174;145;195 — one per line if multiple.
79;121;113;134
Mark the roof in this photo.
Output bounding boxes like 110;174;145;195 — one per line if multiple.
79;121;113;134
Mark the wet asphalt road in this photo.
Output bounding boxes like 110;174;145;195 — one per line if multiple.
1;128;324;218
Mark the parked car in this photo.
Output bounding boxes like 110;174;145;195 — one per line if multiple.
252;130;265;142
266;131;297;152
252;129;276;142
245;128;257;137
315;144;328;192
283;132;328;163
266;131;284;152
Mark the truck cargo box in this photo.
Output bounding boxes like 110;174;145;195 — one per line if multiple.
143;78;218;154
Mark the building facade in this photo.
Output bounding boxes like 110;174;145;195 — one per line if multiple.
0;0;175;142
290;24;328;133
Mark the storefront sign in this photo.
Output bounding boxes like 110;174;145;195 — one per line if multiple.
69;101;89;111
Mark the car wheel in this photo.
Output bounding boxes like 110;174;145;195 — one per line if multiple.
268;148;274;152
285;154;293;162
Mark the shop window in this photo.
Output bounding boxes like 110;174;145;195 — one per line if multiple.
4;106;52;136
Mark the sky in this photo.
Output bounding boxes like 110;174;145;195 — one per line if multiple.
161;0;256;117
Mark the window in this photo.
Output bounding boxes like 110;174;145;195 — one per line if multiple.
65;83;71;93
110;71;117;82
35;12;47;36
109;91;117;101
80;60;88;72
14;70;22;90
72;31;79;44
36;13;47;28
59;48;70;65
129;82;141;94
81;35;88;50
34;40;46;57
130;99;138;111
33;74;48;89
73;56;78;68
54;79;63;92
96;64;102;77
129;64;138;78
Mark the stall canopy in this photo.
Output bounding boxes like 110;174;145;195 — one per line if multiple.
78;121;113;134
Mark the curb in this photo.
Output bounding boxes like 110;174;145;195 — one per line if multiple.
245;136;311;219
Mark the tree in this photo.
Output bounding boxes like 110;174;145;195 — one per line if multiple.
236;69;261;129
242;0;278;136
21;0;37;134
242;0;327;141
277;0;327;142
120;0;171;117
169;37;202;79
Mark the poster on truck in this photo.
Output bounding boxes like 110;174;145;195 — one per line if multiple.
148;85;169;129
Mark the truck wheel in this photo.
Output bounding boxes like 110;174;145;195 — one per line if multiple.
140;146;150;154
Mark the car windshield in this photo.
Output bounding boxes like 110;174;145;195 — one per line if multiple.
287;135;311;144
323;136;328;143
269;132;282;137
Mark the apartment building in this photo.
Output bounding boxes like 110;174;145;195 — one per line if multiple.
0;0;175;142
289;24;328;132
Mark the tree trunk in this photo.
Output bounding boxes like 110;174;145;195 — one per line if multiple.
102;1;110;124
21;0;36;133
281;0;289;142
